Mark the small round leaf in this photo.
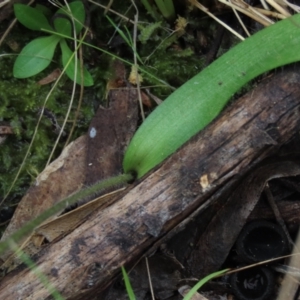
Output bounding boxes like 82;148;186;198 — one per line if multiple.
14;4;53;31
13;35;60;78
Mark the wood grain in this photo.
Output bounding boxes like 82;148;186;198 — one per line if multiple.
1;68;300;299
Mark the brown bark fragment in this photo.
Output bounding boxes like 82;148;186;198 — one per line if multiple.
86;85;138;186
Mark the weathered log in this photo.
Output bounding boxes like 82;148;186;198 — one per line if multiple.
1;68;300;299
250;200;300;224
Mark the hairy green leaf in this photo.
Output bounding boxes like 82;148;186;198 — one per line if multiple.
60;39;93;86
13;35;60;78
14;4;53;31
123;14;300;178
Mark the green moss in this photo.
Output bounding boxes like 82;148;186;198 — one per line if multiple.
0;55;94;206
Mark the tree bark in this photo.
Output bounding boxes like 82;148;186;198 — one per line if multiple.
1;68;300;299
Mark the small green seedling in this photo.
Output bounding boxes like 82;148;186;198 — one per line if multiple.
13;1;93;86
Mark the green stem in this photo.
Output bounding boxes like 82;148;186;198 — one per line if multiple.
141;0;160;20
0;173;134;255
154;0;175;21
9;240;65;300
41;28;175;90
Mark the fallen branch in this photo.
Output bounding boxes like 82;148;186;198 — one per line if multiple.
1;68;300;299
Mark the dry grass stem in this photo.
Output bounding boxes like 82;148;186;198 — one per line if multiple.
189;0;245;40
218;0;274;26
219;0;300;29
282;0;300;12
145;258;155;300
255;7;286;19
88;0;135;24
0;0;10;9
277;229;300;299
266;0;291;16
229;0;251;36
130;0;145;121
260;0;270;10
46;0;79;165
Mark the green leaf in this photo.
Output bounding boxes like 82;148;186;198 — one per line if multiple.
13;35;60;78
183;269;229;300
154;0;175;21
60;39;93;86
14;4;53;31
35;4;52;18
54;1;85;37
123;14;300;178
121;267;136;300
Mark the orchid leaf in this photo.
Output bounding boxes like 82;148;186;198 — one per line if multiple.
123;14;300;178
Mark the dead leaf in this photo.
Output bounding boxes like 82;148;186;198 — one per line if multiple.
0;135;87;266
178;285;209;299
37;69;61;85
0;124;14;145
35;188;124;242
0;125;13;135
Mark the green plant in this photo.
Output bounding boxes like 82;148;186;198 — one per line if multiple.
13;1;93;86
182;269;229;300
121;266;136;300
123;13;300;178
141;0;175;21
106;15;143;64
120;265;228;300
153;0;175;21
